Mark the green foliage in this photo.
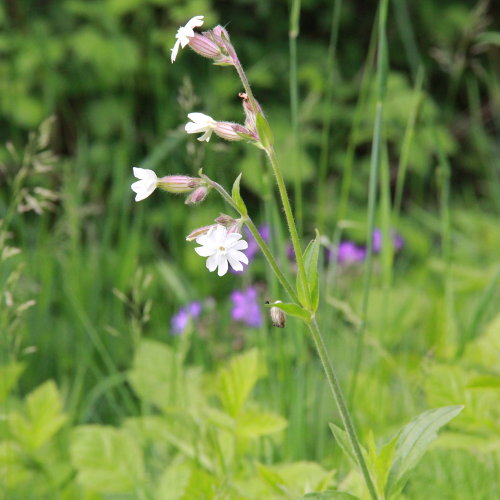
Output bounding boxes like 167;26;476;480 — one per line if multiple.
70;426;145;494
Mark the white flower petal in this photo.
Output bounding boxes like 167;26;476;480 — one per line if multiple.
206;254;218;272
231;239;248;251
227;255;243;271
197;130;212;142
187;112;214;124
133;167;157;181
217;257;228;276
195;246;216;257
185;15;204;31
171;39;180;63
230;250;249;265
226;233;242;244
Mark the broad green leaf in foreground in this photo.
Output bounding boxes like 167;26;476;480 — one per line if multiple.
385;405;464;497
9;380;67;451
216;349;261;418
70;425;145;494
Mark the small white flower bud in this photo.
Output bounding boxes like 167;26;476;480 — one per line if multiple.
269;301;286;328
186;224;217;242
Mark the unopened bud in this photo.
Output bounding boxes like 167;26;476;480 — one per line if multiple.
212;25;230;41
269;301;286;328
213;215;243;234
185;186;209;204
215;214;237;226
186;224;217;241
214;122;245;142
188;34;221;59
157;175;201;194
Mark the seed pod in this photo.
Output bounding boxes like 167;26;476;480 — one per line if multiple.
269;301;286;328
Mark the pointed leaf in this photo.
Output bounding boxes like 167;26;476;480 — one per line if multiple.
386;405;464;497
216;349;261;417
256;113;274;149
9;380;67;451
329;423;359;467
296;268;311;309
231;173;247;215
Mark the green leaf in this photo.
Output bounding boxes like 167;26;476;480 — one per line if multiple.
237;410;288;438
296;267;311;309
267;302;311;322
157;463;192;500
385;405;464;497
231;172;247;215
256;113;274;149
258;462;335;499
216;349;261;417
466;375;500;389
70;425;145;494
302;492;359;500
328;423;359;467
128;339;183;412
303;230;321;312
9;380;67;451
0;362;24;403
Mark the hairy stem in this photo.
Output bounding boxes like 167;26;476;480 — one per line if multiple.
307;318;379;500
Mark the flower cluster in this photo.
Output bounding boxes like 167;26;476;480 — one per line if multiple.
327;228;404;265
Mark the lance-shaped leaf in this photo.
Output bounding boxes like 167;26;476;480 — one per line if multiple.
256;113;274;150
303;230;320;312
231;173;247;215
385;405;464;497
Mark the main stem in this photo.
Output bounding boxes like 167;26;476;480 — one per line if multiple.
308;319;379;500
227;47;377;499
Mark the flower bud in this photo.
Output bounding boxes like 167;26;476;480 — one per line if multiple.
269;301;286;328
186;224;217;241
215;214;237;226
213;122;245;142
185;186;209;204
157;175;201;194
188;33;221;59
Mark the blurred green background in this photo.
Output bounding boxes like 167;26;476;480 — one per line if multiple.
1;0;500;498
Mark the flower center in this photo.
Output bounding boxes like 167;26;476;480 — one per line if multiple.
218;246;227;255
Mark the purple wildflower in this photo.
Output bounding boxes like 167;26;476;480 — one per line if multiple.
372;228;404;253
170;301;202;335
337;241;366;264
230;286;262;328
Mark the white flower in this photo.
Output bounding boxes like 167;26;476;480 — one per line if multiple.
171;15;204;63
131;167;158;202
195;225;249;276
185;112;217;142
